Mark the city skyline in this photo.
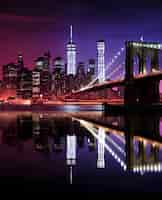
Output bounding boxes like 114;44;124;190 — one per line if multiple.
0;0;162;99
1;0;162;69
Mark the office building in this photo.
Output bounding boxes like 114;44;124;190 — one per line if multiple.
66;25;77;75
53;57;65;73
97;40;105;83
3;63;18;89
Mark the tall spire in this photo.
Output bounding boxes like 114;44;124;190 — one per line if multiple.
70;25;73;43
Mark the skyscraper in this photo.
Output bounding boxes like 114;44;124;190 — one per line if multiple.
53;57;65;73
66;25;77;75
76;62;86;90
3;63;18;89
88;59;96;76
17;53;24;69
97;40;105;83
32;70;40;99
17;68;32;99
35;57;45;71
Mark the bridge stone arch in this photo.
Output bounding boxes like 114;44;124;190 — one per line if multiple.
124;41;161;105
125;41;160;80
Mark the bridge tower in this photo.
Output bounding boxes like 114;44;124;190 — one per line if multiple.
124;41;161;105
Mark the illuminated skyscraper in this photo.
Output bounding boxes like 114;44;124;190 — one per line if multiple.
32;70;40;99
66;25;77;75
97;40;105;83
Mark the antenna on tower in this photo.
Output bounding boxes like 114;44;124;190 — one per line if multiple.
70;25;73;43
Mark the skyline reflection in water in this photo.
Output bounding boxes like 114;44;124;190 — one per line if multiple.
0;111;162;191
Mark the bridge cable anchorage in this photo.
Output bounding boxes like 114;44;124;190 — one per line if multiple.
78;46;125;91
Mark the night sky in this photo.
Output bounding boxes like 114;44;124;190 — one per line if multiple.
1;0;162;70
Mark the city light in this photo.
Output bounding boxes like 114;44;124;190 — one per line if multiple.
133;163;162;173
132;42;162;49
1;26;162;107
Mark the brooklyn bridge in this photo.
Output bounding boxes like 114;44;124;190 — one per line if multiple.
65;40;162;111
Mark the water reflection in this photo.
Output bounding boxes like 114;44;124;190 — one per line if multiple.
73;112;162;174
0;112;162;188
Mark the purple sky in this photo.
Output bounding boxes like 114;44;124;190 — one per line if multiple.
1;0;162;89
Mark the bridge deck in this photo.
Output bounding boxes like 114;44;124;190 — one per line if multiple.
73;71;162;94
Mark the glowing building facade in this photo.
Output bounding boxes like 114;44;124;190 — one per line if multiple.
66;25;77;75
97;40;105;83
32;71;40;99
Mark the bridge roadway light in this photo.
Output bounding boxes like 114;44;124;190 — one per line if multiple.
152;68;160;73
132;42;160;49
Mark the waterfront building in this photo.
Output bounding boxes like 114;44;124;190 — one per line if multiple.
17;67;32;99
3;63;18;89
32;70;41;99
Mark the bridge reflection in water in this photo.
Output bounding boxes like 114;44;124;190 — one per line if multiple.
0;112;162;186
75;117;161;174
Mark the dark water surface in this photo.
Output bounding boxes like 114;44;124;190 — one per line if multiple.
0;111;162;192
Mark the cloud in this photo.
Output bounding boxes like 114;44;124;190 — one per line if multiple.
0;13;57;23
